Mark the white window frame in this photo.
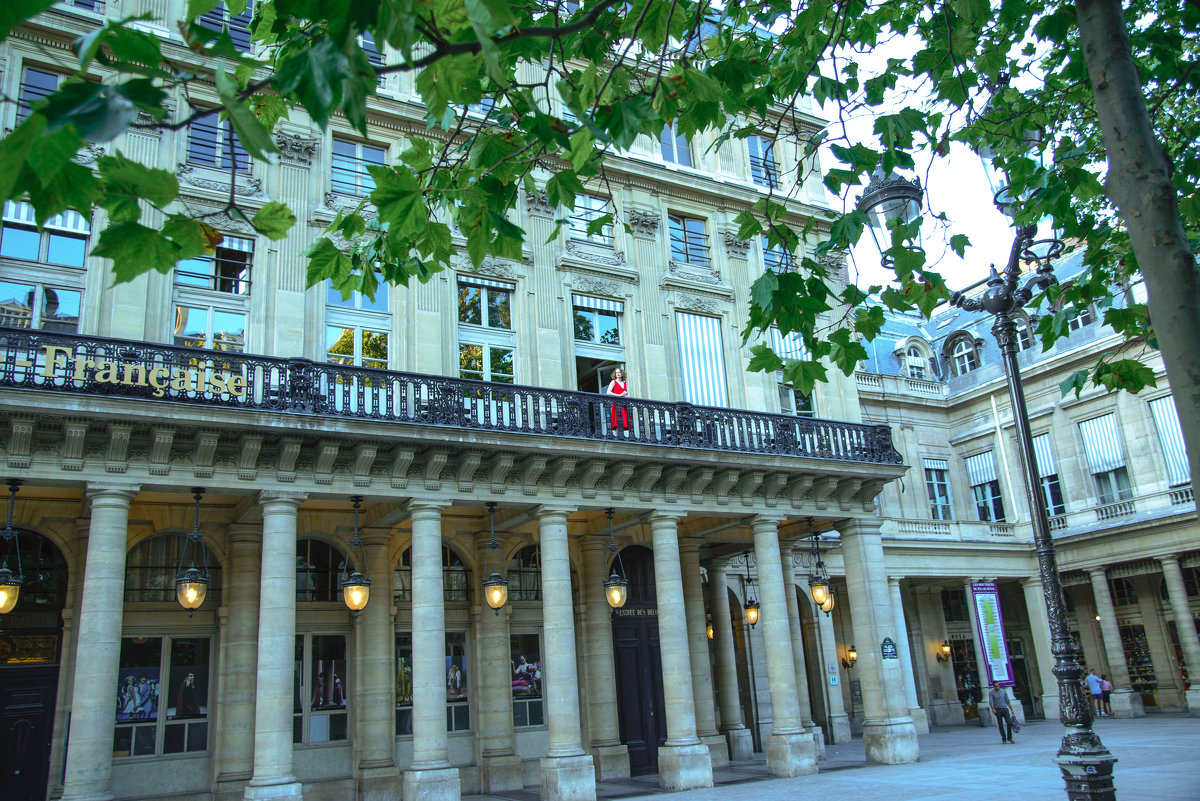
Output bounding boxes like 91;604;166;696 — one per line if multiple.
659;122;693;166
568;194;613;247
331;137;386;197
952;338;978;375
16;64;61;124
172;236;253;351
197;1;254;53
0;269;84;332
761;235;795;272
668;212;710;266
747;134;780;188
187;110;251;173
923;457;953;520
905;345;926;379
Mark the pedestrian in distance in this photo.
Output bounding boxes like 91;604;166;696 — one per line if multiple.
988;681;1016;743
1100;674;1113;716
1085;668;1106;716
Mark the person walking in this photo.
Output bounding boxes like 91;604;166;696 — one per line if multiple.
988;681;1016;743
1085;668;1105;715
1100;674;1113;717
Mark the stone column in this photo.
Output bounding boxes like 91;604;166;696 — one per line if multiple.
782;543;823;756
708;559;754;760
813;596;852;744
912;585;964;727
473;532;521;792
838;519;918;764
536;506;596;801
1160;555;1200;715
215;526;261;790
648;513;713;790
245;491;306;801
748;517;816;777
1021;577;1060;720
1088;567;1146;718
679;540;726;767
404;502;461;801
580;535;630;779
887;577;929;734
356;530;399;796
61;484;137;801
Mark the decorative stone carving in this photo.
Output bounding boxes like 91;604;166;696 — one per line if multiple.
628;208;660;239
72;143;107;165
673;293;722;315
564;241;628;267
668;259;722;286
818;250;850;282
130;110;164;137
572;276;621;298
176;164;268;200
274;132;319;166
525;190;555;218
723;229;751;259
477;258;518;279
186;205;256;235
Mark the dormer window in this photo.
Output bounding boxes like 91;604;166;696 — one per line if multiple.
905;346;926;379
951;337;978;376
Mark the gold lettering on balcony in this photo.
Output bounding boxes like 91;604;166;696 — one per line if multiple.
31;345;246;399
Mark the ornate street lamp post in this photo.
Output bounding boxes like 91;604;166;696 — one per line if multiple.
858;168;1117;800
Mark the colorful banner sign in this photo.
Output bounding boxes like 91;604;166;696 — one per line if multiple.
970;581;1013;686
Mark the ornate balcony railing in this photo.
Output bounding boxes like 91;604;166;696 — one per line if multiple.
0;328;903;465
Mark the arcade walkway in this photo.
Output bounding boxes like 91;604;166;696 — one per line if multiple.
464;715;1199;801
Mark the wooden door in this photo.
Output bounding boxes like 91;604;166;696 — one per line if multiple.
0;665;59;801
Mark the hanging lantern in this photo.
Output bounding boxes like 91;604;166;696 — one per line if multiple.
706;615;714;640
0;480;24;615
807;528;834;615
481;502;508;613
820;592;836;615
603;508;628;609
175;488;210;616
743;557;760;627
340;496;371;617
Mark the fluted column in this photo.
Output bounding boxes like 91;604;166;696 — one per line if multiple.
356;530;398;790
245;491;306;801
580;535;629;779
708;559;753;760
404;502;460;801
61;484;137;801
537;506;595;801
679;540;725;767
887;577;929;734
1021;577;1060;720
1160;555;1200;715
750;516;816;777
781;543;820;754
648;513;712;790
839;518;918;765
1088;568;1145;718
474;532;521;792
215;526;261;788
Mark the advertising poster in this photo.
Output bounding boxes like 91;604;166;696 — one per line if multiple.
971;581;1014;686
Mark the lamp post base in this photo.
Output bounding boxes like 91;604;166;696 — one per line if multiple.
1056;730;1117;801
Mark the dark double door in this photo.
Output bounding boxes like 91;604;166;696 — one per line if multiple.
613;610;667;774
1;665;59;801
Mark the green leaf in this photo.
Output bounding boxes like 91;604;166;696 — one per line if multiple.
853;306;886;341
750;271;778;311
251;201;297;240
97;151;180;222
1059;369;1089;398
369;166;427;240
215;70;278;162
545;169;585;210
275;37;351;129
0;0;55;40
305;237;354;286
186;0;222;21
781;359;828;397
747;343;784;373
949;234;970;258
25;162;102;225
734;209;762;241
416;53;480;122
92;221;184;282
162;216;221;260
827;328;869;376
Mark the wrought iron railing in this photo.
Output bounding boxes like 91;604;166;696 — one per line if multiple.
0;327;902;464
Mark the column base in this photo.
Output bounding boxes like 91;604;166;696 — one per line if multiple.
862;717;920;765
721;726;754;761
1041;693;1060;721
357;762;401;801
908;707;930;735
975;706;994;728
700;733;729;768
540;754;596;801
826;713;853;745
479;755;523;794
1109;689;1145;718
243;780;303;801
657;743;713;791
763;732;816;778
402;767;460;801
590;744;630;781
1185;687;1200;716
805;723;826;760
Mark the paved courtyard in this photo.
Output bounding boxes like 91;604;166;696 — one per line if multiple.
465;715;1199;801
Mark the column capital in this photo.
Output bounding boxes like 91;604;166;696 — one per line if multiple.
835;516;883;537
228;524;261;544
532;503;574;521
85;483;139;504
748;513;785;530
646;510;682;526
1156;553;1180;567
257;489;306;509
887;575;902;588
1087;566;1108;579
408;500;446;520
1019;575;1044;588
580;533;611;553
678;538;702;556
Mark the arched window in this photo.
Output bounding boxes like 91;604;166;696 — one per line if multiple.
392;545;471;603
126;533;223;604
1014;318;1034;350
508;545;541;601
905;345;926;379
1;529;67;614
952;338;978;376
296;538;346;602
1108;577;1137;606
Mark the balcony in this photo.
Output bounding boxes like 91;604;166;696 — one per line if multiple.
0;327;902;466
881;517;1027;543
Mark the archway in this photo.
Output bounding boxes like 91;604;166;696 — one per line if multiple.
0;529;68;801
610;545;667;775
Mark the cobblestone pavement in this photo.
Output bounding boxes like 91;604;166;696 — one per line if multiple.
464;714;1199;801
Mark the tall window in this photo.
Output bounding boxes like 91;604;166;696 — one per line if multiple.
951;337;978;375
326;277;390;370
16;66;60;123
458;276;515;383
676;311;729;407
331;138;386;196
905;345;926;379
761;235;795;272
511;633;544;727
173;235;253;351
198;2;254;52
923;457;953;520
668;213;709;265
114;637;212;757
1149;395;1191;488
395;633;469;734
1078;413;1133;504
392;546;472;603
295;538;347;602
1109;577;1138;606
188;112;251;173
770;327;813;416
1032;433;1067;516
573;296;621;346
569;194;613;247
965;451;1005;522
1015;318;1034;350
0;281;82;332
1;200;90;268
293;634;348;744
660;123;692;166
507;545;541;601
747;134;779;188
125;533;223;604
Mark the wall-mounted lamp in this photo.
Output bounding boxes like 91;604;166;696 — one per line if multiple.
936;640;952;662
842;644;857;670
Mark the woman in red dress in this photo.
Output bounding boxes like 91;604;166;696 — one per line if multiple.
604;367;629;430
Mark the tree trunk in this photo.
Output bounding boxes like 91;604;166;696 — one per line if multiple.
1076;0;1200;498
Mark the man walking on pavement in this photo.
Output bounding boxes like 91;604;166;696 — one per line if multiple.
988;681;1016;744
